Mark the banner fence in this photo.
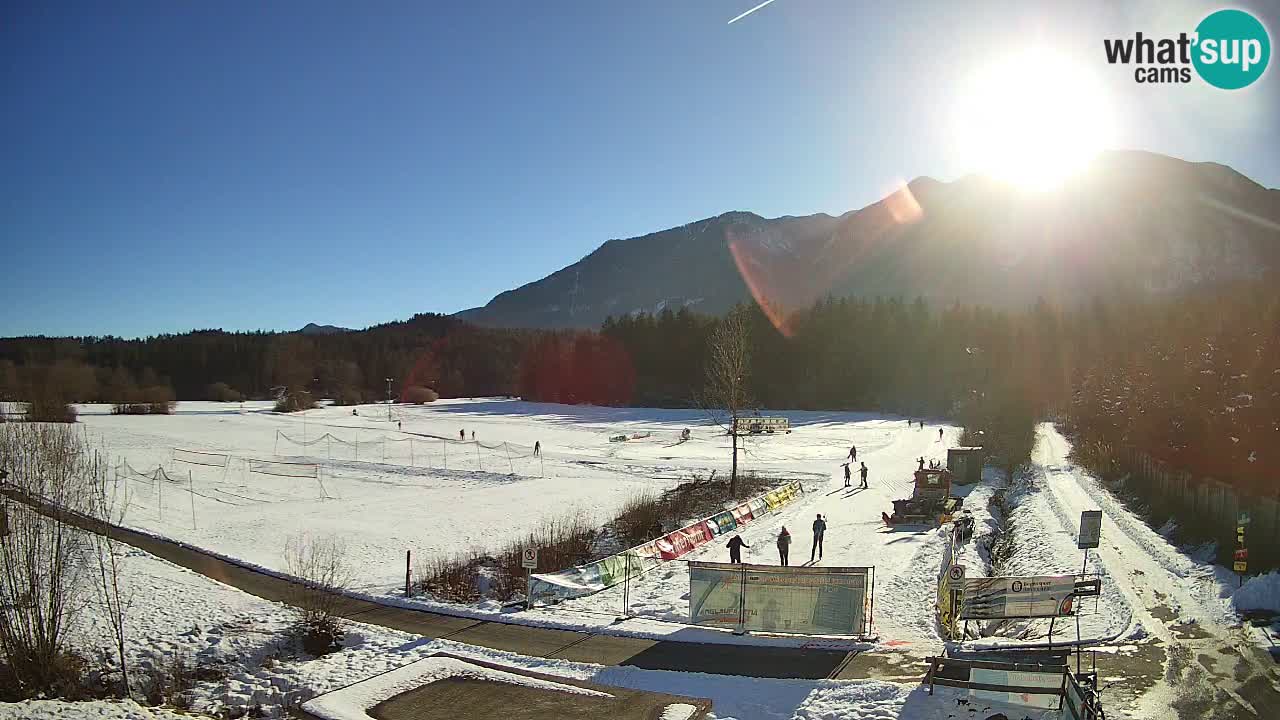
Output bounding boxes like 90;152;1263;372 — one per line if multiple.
529;480;805;606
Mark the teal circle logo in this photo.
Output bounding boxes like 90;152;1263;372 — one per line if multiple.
1192;9;1270;89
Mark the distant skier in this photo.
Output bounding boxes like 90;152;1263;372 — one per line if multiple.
859;462;869;489
397;420;402;431
776;526;791;566
534;441;541;456
460;429;465;441
352;408;358;416
471;431;476;441
918;456;925;471
849;445;857;462
938;427;943;441
811;514;826;562
726;534;749;563
843;463;852;487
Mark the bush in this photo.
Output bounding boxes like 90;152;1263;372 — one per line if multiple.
403;386;439;404
207;382;243;403
329;387;364;407
24;395;76;423
274;389;317;413
419;512;597;602
282;534;351;656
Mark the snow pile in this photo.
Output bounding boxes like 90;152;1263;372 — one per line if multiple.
1232;571;1280;613
302;656;611;720
658;703;699;720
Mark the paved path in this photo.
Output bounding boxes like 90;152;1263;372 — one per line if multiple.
1;484;878;680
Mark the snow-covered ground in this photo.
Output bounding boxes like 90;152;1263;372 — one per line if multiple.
0;539;1060;720
80;399;962;642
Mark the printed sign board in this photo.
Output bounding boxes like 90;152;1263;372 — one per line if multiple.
521;548;538;570
961;575;1077;619
690;562;870;635
733;417;790;435
1073;578;1101;597
969;668;1064;710
949;565;966;582
1078;510;1102;549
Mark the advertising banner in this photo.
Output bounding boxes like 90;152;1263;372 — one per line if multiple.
960;575;1076;619
1077;510;1102;549
530;482;803;605
689;561;871;635
710;511;737;535
969;668;1064;710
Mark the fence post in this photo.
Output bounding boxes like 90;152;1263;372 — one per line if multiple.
734;563;747;635
405;549;412;597
505;443;514;474
443;440;448;470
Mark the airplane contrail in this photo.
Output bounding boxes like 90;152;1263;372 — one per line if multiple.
728;0;782;25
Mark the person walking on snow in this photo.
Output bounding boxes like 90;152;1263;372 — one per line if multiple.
811;514;826;562
859;462;869;489
726;535;749;563
849;445;857;462
460;429;465;441
843;463;852;487
777;526;791;566
918;456;925;471
938;427;943;440
534;441;541;457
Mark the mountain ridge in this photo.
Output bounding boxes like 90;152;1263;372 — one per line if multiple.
457;151;1279;329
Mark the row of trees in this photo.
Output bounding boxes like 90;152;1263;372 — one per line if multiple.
2;279;1273;493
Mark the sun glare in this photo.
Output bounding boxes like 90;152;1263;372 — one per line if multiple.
953;49;1115;190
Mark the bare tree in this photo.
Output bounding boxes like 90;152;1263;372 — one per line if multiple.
701;304;753;496
0;423;97;697
88;463;132;697
282;533;352;656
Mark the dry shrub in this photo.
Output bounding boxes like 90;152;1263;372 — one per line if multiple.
419;512;597;602
403;386;439;404
282;533;351;656
24;394;77;423
206;382;243;403
274;389;317;413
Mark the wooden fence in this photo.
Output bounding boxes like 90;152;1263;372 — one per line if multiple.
1121;447;1280;568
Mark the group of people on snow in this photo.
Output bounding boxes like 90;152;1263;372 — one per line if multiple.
726;513;827;566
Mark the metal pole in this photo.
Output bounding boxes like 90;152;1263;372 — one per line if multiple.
189;470;196;529
475;442;482;471
620;553;631;620
505;443;514;474
405;550;412;597
443;440;448;470
1048;616;1055;649
410;439;415;467
735;562;747;635
386;377;393;422
156;469;163;522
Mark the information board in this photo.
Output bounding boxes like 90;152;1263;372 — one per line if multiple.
961;575;1076;619
1078;510;1102;549
689;562;870;635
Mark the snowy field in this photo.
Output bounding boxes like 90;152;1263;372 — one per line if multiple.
70;401;1262;652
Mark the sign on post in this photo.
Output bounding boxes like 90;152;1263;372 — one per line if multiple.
949;565;966;583
960;575;1077;619
521;548;538;570
1078;511;1102;549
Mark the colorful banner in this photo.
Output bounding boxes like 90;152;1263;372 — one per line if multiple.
529;481;804;605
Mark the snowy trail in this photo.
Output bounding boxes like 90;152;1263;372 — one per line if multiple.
1034;424;1234;635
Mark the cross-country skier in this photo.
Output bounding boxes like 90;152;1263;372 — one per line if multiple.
777;527;791;566
726;535;749;563
811;514;826;562
859;462;869;489
843;463;852;487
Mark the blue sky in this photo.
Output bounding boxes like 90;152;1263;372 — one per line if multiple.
3;0;1277;337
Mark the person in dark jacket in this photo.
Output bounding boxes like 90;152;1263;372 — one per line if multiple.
848;445;857;462
776;527;791;566
811;514;826;562
843;463;852;487
938;427;943;440
726;535;749;563
859;462;869;489
918;456;925;471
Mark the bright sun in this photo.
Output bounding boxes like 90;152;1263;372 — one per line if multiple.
953;49;1115;190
